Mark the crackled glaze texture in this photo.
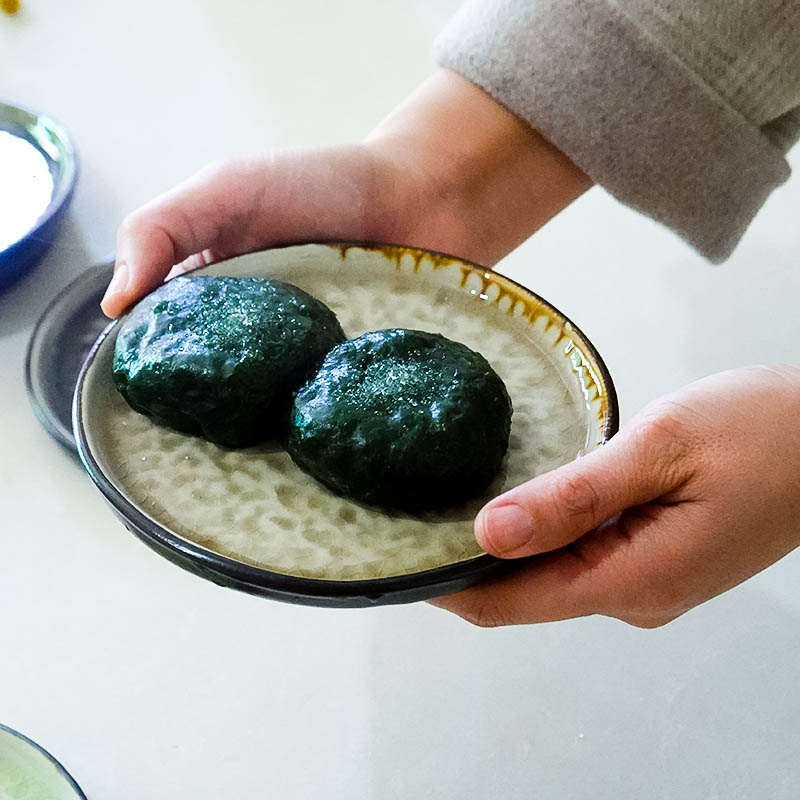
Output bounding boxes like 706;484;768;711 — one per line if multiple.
81;244;611;580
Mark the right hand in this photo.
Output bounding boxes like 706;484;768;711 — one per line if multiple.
432;365;800;629
101;69;590;317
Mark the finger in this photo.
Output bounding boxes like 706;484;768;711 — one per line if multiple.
429;550;598;626
101;146;378;318
165;248;223;281
434;505;686;628
475;413;696;558
101;161;261;317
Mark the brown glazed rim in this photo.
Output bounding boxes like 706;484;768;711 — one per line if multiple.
330;242;618;442
72;242;619;608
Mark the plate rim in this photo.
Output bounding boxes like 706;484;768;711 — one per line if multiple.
0;723;88;800
25;260;115;454
72;241;620;606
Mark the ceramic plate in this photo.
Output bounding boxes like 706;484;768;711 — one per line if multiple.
0;724;86;800
74;243;618;606
26;261;115;454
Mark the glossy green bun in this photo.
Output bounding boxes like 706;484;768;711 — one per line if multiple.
287;328;512;510
113;276;345;447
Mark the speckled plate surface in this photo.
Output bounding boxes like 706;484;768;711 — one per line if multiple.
0;724;87;800
74;243;618;607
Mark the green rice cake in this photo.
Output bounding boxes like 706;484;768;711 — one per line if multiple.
113;276;345;447
287;328;513;510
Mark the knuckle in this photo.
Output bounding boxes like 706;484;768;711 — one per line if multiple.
196;157;234;181
611;575;692;629
624;613;679;630
117;210;145;239
119;204;165;240
199;155;262;188
627;400;700;482
639;582;690;623
557;471;602;527
631;400;693;452
458;599;507;629
644;583;680;613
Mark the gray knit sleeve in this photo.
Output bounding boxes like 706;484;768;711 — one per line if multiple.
433;0;800;262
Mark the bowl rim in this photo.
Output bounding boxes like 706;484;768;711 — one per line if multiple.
72;241;619;606
0;98;79;256
0;723;87;799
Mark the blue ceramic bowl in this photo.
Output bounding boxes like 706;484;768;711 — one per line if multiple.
0;100;78;290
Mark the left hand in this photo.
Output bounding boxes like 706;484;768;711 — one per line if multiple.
100;70;589;318
431;365;800;628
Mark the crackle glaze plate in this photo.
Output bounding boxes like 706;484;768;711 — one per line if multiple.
74;243;618;607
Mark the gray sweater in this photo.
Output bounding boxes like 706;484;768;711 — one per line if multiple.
434;0;800;262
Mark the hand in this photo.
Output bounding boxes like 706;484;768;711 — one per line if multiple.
432;365;800;628
101;69;590;317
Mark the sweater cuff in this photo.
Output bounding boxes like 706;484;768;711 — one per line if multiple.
433;0;791;262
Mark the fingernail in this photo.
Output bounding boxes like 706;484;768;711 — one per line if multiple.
476;503;532;556
102;262;130;304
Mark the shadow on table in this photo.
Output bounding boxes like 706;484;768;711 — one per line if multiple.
362;585;800;800
0;214;94;339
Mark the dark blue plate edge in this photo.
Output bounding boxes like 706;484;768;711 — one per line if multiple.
24;261;114;455
0;723;88;799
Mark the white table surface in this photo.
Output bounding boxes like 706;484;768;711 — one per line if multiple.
2;2;799;798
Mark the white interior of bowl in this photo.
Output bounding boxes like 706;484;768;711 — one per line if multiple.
0;102;77;226
80;244;611;581
0;727;83;800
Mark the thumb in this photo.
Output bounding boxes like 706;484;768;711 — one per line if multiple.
100;146;388;318
100;160;264;318
476;416;692;558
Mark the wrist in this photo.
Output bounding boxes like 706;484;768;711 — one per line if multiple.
364;69;591;265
